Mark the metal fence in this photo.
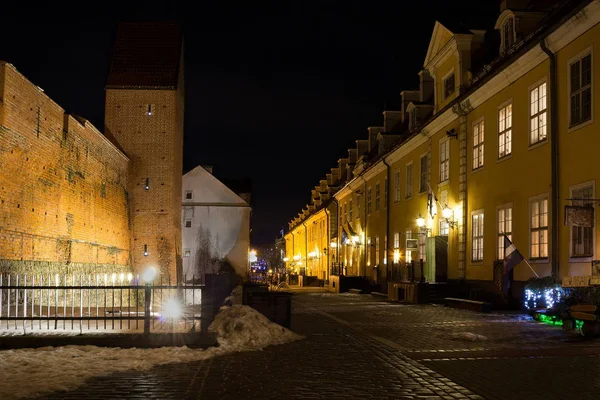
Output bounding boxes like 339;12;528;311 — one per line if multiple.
0;273;203;334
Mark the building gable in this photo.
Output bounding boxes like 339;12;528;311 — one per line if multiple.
183;166;248;205
423;21;455;69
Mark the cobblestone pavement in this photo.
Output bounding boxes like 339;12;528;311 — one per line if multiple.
40;292;600;399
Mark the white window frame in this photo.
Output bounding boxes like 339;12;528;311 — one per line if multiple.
569;181;595;261
498;101;513;159
419;154;428;194
442;69;456;100
472;118;484;170
529;79;548;146
471;209;484;262
497;203;513;261
375;236;380;265
367;237;372;266
394;170;401;203
568;48;593;130
184;249;191;257
529;194;549;260
439;220;449;236
393;232;400;249
405;162;413;199
439;138;449;183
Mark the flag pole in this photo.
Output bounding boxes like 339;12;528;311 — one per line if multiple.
521;258;540;278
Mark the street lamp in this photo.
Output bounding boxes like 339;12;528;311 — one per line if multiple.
416;214;425;228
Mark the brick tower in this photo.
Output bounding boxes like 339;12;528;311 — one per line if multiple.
105;22;184;282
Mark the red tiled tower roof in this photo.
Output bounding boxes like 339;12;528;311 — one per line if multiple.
106;22;183;89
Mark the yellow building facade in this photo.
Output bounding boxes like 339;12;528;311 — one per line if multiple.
284;0;600;303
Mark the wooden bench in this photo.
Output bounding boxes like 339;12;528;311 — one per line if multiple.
348;288;362;294
444;297;491;313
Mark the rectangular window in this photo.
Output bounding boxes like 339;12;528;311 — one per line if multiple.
497;205;513;260
367;237;372;266
570;53;592;127
375;183;381;211
530;82;548;145
440;220;449;236
419;155;428;193
184;249;191;257
472;211;484;261
498;103;512;158
406;163;413;198
473;120;484;170
184;219;192;228
530;197;549;259
439;140;449;183
184;190;193;200
444;73;455;99
405;230;414;263
394;171;401;202
349;199;353;221
375;236;380;265
367;187;372;214
384;178;388;207
146;104;155;116
571;185;594;257
393;232;400;249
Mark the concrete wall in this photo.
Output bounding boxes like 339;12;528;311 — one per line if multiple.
0;62;131;274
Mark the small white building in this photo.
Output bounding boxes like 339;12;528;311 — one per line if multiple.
182;166;251;281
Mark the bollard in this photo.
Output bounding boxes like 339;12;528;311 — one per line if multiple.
144;284;151;335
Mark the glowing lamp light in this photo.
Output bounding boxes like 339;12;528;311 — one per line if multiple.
283;257;289;262
330;241;337;248
127;273;133;282
352;235;359;244
249;249;258;263
142;266;158;283
393;249;400;263
442;207;453;219
293;255;301;261
161;297;182;320
416;215;425;227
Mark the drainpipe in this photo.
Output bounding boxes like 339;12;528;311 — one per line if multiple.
302;221;309;276
540;37;559;279
382;157;392;286
332;197;340;270
360;175;368;277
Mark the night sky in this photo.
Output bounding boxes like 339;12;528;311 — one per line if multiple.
3;0;498;246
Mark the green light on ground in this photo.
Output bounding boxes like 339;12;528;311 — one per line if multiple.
535;313;584;330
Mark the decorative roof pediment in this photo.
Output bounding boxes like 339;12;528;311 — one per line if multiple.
424;21;455;68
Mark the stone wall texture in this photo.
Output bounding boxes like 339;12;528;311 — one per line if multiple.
0;62;132;274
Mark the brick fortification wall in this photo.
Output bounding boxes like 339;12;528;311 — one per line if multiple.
0;62;132;275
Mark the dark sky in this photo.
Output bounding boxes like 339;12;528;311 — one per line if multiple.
3;0;498;246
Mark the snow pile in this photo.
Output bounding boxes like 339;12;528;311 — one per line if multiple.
210;304;303;351
448;332;488;341
0;287;302;399
222;285;243;307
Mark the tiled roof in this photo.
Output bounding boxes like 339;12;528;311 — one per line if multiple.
106;22;182;89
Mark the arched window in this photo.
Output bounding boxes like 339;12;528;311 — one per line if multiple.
503;17;515;51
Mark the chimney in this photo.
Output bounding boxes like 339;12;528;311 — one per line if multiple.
400;90;420;122
367;127;383;152
383;111;403;133
419;70;434;103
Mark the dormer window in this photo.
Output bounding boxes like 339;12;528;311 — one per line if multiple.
409;108;418;131
502;17;515;52
443;73;455;99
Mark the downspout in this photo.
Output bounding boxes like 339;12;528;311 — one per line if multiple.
382;158;392;285
360;175;368;277
302;221;309;276
332;197;340;269
324;207;330;282
540;37;559;279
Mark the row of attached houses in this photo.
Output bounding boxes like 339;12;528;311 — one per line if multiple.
284;0;600;305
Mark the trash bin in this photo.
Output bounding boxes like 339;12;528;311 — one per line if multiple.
246;291;293;328
242;283;269;305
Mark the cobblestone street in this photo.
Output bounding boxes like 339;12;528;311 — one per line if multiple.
41;292;600;399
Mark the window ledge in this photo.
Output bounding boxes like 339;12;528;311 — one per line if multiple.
405;196;413;201
568;118;593;133
471;166;485;175
528;140;548;151
470;261;484;266
438;180;449;187
569;256;593;263
497;154;513;164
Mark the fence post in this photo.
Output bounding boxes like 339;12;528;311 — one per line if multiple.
144;284;151;335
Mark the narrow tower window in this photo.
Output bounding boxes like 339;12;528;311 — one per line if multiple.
143;244;149;257
145;178;150;191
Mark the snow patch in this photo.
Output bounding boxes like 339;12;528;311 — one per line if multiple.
449;332;488;341
0;287;302;399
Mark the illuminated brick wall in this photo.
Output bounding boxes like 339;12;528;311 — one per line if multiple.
0;62;132;273
104;87;183;282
